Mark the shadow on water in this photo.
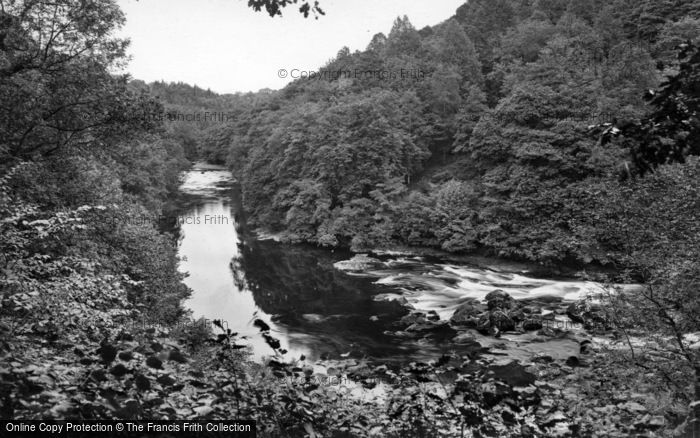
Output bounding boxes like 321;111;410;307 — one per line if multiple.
236;238;461;362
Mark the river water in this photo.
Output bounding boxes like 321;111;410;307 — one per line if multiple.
176;164;610;364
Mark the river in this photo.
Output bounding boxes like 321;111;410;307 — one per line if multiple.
175;163;612;365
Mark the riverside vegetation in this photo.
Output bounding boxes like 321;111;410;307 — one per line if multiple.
1;0;700;436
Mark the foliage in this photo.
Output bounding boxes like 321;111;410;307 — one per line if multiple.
573;159;700;429
246;0;324;18
0;0;193;423
603;43;700;175
0;0;162;162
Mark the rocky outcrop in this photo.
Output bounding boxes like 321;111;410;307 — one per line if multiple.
450;290;552;336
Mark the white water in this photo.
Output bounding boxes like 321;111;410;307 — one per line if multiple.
374;261;610;320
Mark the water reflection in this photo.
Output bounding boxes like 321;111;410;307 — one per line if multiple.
237;239;432;361
176;167;297;361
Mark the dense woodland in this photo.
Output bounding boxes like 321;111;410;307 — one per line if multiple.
1;0;700;436
200;0;700;268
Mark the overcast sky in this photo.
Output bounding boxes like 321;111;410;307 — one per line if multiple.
115;0;466;94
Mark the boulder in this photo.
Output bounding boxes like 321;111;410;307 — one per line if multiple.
399;312;427;326
477;310;515;336
485;289;515;311
509;308;526;323
488;361;537;387
491;310;516;332
476;313;492;335
450;301;485;327
406;320;456;338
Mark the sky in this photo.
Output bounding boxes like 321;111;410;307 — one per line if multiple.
115;0;466;94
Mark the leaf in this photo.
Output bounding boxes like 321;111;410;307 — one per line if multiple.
98;344;117;364
118;351;133;361
110;364;128;378
134;374;150;391
145;356;163;369
90;370;107;382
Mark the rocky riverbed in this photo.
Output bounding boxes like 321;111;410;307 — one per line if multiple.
334;253;637;366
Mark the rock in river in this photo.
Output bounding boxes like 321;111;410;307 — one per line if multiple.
333;254;384;273
485;289;515;311
450;300;486;328
477;310;516;336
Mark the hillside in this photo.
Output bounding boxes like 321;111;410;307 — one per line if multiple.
198;0;700;269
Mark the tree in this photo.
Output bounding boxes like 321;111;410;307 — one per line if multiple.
498;18;558;64
0;0;161;162
602;43;700;175
455;0;519;102
426;19;482;82
366;32;388;54
608;0;700;42
532;0;569;23
246;0;324;18
564;0;600;23
386;16;421;56
654;18;700;69
452;86;488;153
431;180;479;252
465;77;612;262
